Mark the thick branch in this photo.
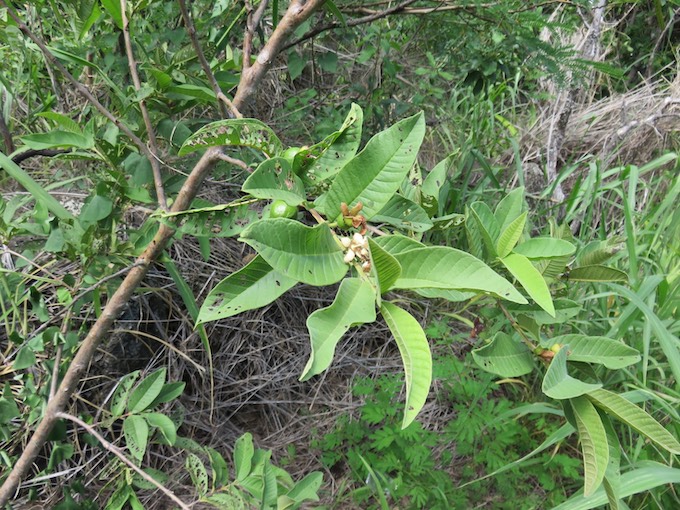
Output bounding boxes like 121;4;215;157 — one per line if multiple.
233;0;327;109
120;0;167;209
0;0;330;502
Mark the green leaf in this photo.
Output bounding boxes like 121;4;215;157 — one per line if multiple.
240;219;347;286
234;433;254;482
501;253;555;316
159;198;259;239
394;247;527;303
472;332;534;377
37;112;83;134
380;302;432;429
567;265;628;282
110;371;141;417
197;255;297;324
20;131;94;150
242;158;306;205
549;335;640;369
316;112;425;220
178;118;283;157
207;447;229;488
576;239;623;266
167;84;216;102
415;288;476;302
601;414;622;510
371;195;433;232
542;347;602;400
372;234;424;255
280;472;323;505
469;202;499;256
496;211;527;258
0;152;74;221
586;389;680;454
513;238;576;260
101;0;123;29
186;453;209;497
147;382;185;408
550;463;680;510
0;383;20;424
367;238;401;294
494;186;525;233
571;396;609;496
123;415;149;461
127;368;166;414
142;412;177;446
421;155;453;216
79;195;113;226
301;279;377;381
302;103;363;185
12;345;36;371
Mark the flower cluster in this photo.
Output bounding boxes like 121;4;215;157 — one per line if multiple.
340;233;371;272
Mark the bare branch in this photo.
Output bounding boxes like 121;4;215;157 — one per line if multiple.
120;0;167;209
55;412;191;510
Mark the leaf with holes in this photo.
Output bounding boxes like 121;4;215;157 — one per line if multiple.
178;118;282;156
315;112;425;220
186;453;209;497
123;415;149;462
381;302;432;429
242;157;306;205
240;219;347;286
371;195;433;232
301;278;376;381
197;255;297;324
572;396;609;496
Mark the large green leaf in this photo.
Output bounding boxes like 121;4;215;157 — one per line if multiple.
240;219;348;286
496;211;527;258
158;198;260;238
571;396;609;496
542;348;602;400
381;302;432;429
178;118;282;156
601;415;622;510
550;463;680;510
472;332;534;377
197;255;297;324
0;152;74;221
315;112;425;220
372;234;425;255
302;103;363;185
20;131;94;150
242;157;306;205
371;194;433;232
586;389;680;454
393;247;527;303
415;288;476;302
513;238;576;259
301;278;376;381
367;238;401;294
567;265;628;282
494;186;525;233
549;334;640;369
234;433;254;482
501;253;555;316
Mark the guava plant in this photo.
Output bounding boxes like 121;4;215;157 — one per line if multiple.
166;104;679;504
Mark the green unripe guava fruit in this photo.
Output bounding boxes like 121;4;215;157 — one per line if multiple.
269;200;298;219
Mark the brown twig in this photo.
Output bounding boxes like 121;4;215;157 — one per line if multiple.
0;0;335;503
178;0;241;119
54;412;191;510
11;148;69;164
120;0;167;210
